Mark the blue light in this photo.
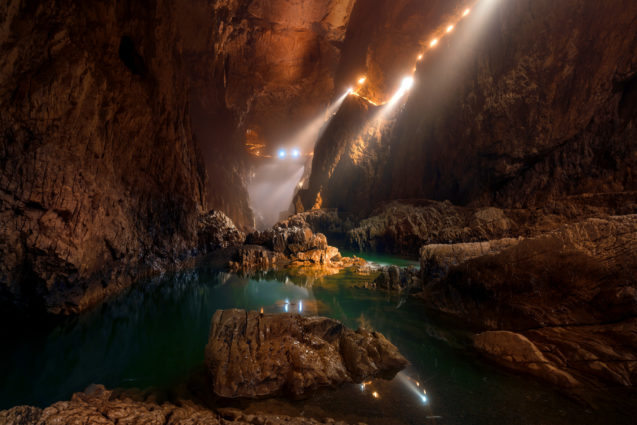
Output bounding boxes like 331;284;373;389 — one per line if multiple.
421;395;428;404
291;149;300;158
278;149;286;158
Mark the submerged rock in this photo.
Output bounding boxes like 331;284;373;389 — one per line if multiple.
205;309;408;398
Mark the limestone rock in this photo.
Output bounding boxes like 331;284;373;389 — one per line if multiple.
420;215;637;388
474;331;580;388
205;309;408;398
198;210;246;251
420;238;521;280
372;265;422;292
233;216;357;273
345;201;515;256
0;384;354;425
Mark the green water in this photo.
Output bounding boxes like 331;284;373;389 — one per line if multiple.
1;265;635;424
339;249;420;267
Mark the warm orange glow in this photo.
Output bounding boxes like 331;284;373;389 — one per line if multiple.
358;76;366;84
446;24;454;33
430;38;438;47
463;8;470;17
372;391;379;398
350;91;381;106
417;53;423;61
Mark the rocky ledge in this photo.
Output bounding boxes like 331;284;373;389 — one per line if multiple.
205;309;408;398
0;385;352;425
419;215;637;388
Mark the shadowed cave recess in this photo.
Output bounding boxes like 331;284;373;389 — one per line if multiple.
0;0;636;424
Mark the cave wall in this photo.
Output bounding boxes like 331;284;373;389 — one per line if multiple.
210;0;355;145
0;0;226;314
302;0;637;215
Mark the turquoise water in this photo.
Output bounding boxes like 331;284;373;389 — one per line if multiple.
339;249;420;267
1;265;635;424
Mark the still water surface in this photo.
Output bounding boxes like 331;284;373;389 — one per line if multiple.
1;263;634;424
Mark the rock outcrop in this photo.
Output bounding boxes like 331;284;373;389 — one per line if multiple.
372;265;421;292
230;215;364;273
0;385;352;425
198;210;246;251
205;309;408;398
346;200;514;255
420;215;637;387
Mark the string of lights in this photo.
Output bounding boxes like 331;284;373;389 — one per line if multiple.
348;4;474;106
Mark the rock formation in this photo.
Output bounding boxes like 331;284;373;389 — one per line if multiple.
0;0;363;315
298;0;637;217
0;384;352;425
230;215;364;273
205;309;408;398
420;215;637;387
0;0;215;315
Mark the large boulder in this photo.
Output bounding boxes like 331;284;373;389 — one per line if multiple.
198;210;246;251
205;309;408;398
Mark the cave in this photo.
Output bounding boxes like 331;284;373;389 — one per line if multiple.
0;0;636;424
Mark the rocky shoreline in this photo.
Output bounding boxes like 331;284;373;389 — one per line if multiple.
0;385;355;425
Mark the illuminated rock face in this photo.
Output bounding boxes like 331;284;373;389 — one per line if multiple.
205;309;408;398
304;0;637;214
212;0;356;143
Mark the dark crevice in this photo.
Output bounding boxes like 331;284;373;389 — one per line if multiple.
118;35;146;76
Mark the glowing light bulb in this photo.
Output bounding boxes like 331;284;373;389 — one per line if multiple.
347;87;354;94
430;38;438;47
291;149;300;158
277;149;286;158
446;24;454;33
463;8;470;17
401;76;414;91
358;77;366;84
372;391;379;399
421;395;428;403
417;54;423;61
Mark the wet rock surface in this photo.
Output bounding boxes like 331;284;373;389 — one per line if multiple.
205;309;408;398
421;215;637;388
0;385;354;425
372;265;421;293
230;215;365;274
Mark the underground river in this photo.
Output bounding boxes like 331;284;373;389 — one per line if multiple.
1;262;634;425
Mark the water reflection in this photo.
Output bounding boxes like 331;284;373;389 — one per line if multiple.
1;267;635;424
